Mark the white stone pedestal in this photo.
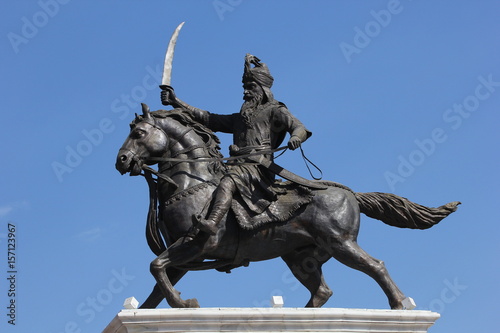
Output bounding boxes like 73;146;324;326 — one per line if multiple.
103;308;440;333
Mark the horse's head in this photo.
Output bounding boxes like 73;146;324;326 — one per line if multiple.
116;103;169;176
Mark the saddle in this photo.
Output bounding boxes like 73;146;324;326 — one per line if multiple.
230;180;314;230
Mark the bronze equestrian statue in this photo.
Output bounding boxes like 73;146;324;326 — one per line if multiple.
115;63;459;310
115;24;459;310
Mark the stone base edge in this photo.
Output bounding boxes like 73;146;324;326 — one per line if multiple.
103;307;440;333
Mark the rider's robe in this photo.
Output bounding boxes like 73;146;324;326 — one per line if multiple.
192;100;311;214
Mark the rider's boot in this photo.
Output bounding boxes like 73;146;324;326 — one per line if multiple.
197;177;236;235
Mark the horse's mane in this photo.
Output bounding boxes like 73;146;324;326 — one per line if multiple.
158;108;223;159
131;108;224;168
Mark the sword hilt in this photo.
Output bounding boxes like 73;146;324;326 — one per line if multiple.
160;85;172;106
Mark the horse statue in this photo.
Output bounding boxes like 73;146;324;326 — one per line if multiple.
115;103;460;309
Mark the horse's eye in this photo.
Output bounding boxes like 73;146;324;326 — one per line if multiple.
132;129;146;138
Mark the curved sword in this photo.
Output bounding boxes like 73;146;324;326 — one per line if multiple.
160;22;184;104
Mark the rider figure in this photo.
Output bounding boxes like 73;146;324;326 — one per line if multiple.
161;54;311;236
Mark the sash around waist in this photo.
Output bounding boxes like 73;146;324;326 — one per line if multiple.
229;144;271;156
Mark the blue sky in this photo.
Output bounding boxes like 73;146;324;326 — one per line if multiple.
1;1;499;332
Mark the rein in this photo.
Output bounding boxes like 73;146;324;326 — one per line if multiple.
147;145;323;181
149;146;289;164
142;165;178;189
138;115;323;181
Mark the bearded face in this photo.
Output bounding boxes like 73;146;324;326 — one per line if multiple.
240;81;265;125
242;81;264;109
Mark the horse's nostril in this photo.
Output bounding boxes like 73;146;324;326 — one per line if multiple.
120;155;127;162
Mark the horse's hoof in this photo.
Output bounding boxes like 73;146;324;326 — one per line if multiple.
185;298;200;308
390;296;416;310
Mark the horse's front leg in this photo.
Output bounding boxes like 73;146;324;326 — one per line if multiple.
150;237;204;308
140;267;188;308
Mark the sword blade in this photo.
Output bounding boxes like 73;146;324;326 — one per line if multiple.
161;22;185;86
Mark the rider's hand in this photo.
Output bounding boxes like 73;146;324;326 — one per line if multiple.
288;136;302;150
160;85;178;106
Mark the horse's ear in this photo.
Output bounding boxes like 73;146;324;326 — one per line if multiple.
141;103;151;119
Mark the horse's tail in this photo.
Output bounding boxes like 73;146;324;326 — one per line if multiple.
354;192;460;229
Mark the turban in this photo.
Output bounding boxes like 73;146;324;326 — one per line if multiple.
242;54;275;100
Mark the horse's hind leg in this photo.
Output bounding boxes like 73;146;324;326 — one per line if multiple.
323;238;406;309
281;246;332;307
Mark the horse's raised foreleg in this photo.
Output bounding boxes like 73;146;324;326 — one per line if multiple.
324;238;406;309
281;246;333;307
140;268;188;309
150;237;206;308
